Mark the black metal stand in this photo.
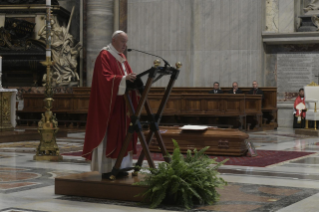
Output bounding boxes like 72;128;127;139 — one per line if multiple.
107;62;180;180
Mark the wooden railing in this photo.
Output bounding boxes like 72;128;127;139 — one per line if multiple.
17;87;277;130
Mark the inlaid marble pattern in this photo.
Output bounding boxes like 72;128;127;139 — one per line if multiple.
1;129;319;211
0;166;80;193
247;133;309;143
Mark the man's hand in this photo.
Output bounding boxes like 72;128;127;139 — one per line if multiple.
126;73;136;82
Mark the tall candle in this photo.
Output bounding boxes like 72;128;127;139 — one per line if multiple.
0;56;2;73
46;0;51;58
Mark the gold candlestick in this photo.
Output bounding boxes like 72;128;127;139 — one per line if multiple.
34;0;62;161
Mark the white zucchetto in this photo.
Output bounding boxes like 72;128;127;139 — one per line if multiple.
112;30;126;38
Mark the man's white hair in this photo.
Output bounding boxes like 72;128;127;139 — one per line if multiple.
112;30;126;39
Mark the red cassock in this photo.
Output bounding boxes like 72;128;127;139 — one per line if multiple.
82;50;138;161
294;96;306;118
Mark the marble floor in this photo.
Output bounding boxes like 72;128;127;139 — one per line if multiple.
0;128;319;211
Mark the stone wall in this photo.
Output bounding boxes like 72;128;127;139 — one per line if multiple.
127;0;264;88
263;0;317;128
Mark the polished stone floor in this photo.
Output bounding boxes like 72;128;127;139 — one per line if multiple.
0;128;319;211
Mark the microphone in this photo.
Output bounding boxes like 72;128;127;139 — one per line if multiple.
127;48;170;67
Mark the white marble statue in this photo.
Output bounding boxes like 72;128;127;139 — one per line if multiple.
311;15;319;30
304;0;319;13
38;18;82;87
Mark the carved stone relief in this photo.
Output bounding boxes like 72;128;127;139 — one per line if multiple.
38;17;82;87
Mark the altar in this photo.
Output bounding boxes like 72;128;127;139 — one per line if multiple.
0;88;17;131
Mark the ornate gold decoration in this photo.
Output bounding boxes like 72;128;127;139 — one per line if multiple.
109;175;116;180
0;92;14;131
307;81;319;86
34;1;62;162
175;62;182;69
153;59;161;68
306;120;309;129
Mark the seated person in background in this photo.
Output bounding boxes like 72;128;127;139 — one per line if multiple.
208;82;223;94
293;88;306;128
228;82;243;94
248;81;263;98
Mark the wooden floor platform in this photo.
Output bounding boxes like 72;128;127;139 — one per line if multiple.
55;172;149;202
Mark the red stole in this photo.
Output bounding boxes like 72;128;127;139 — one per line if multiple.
294;96;306;118
82;50;138;160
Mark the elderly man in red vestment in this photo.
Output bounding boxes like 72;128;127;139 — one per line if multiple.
82;31;138;179
293;88;306;128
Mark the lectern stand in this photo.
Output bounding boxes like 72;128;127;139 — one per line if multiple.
107;60;181;180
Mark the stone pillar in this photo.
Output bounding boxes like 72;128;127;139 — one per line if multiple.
86;0;114;86
265;0;279;32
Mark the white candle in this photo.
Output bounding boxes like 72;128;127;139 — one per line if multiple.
46;0;51;6
46;51;51;58
0;56;2;73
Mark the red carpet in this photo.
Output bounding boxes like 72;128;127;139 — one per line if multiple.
62;145;316;167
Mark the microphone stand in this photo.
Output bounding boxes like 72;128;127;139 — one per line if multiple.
127;48;170;68
127;48;172;84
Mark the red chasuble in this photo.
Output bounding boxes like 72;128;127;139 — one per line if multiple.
82;50;138;160
294;96;306;118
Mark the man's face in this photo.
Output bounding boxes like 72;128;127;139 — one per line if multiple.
253;81;258;89
112;33;128;53
233;83;238;90
299;90;304;97
213;83;219;90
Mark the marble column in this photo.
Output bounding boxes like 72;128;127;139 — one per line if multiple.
265;0;279;32
86;0;114;86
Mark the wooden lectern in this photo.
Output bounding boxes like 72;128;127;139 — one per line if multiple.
106;60;182;180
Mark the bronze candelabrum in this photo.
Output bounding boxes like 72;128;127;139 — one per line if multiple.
34;0;62;161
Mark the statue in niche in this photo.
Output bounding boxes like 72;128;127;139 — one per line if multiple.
304;0;319;13
38;14;82;87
